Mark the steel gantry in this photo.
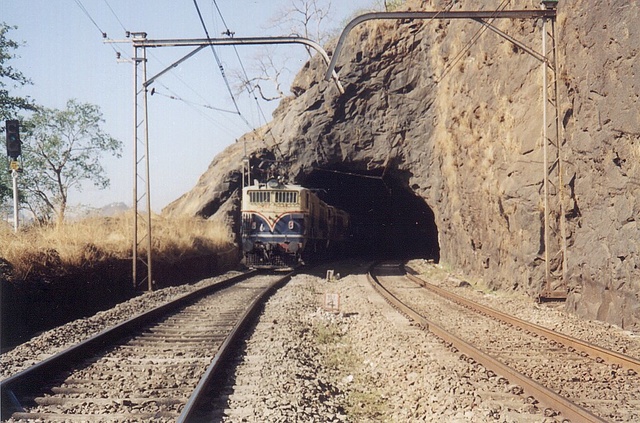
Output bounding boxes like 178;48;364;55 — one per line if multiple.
107;34;343;290
323;1;566;299
129;31;153;292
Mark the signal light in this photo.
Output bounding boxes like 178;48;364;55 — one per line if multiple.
5;120;21;159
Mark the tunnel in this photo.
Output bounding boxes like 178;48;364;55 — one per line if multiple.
302;166;440;262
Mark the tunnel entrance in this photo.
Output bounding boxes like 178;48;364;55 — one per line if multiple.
302;167;439;261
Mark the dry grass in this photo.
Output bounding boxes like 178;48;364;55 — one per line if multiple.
0;213;236;281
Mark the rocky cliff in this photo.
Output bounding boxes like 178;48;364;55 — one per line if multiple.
164;0;639;330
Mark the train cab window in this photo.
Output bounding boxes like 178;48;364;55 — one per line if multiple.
249;191;271;203
275;191;299;204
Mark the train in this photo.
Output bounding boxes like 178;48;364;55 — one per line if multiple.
241;176;350;269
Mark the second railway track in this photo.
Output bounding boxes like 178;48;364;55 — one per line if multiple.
370;262;640;423
1;271;291;422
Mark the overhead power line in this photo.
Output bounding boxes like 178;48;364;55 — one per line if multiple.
103;0;128;33
192;0;250;128
73;0;107;37
210;0;282;154
73;0;130;60
436;0;511;82
151;89;239;115
212;0;232;34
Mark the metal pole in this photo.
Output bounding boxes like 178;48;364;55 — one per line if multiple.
142;46;153;291
551;16;568;287
324;9;556;81
12;170;19;232
542;15;551;291
124;36;345;94
132;44;139;288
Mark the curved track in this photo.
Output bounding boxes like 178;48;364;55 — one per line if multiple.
1;271;291;422
369;262;640;423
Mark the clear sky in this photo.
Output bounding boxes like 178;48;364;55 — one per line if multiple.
3;0;378;212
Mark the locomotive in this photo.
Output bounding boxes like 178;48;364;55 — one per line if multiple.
241;176;350;269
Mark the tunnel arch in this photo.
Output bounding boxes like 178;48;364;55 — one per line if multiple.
301;166;439;261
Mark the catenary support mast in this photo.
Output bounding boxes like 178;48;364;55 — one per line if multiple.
106;35;343;290
323;1;565;298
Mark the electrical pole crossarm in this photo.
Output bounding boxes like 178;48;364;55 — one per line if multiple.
324;9;557;81
106;36;345;94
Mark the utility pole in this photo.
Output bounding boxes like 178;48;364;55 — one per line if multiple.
5;120;22;232
131;32;154;292
112;32;154;291
540;0;566;299
10;167;19;232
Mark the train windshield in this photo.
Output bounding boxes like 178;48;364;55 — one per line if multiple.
249;191;271;203
274;191;298;204
248;190;299;205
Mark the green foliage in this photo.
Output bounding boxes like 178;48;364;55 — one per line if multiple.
382;0;406;11
1;22;38;207
0;22;37;121
20;99;122;224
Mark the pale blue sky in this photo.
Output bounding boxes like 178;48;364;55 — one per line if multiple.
3;0;378;212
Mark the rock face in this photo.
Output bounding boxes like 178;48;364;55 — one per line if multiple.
164;0;639;330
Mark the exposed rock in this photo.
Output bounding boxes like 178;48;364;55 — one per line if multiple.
163;0;640;330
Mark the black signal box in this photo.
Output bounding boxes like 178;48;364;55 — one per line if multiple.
5;119;21;159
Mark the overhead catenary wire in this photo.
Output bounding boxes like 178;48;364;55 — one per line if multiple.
139;56;255;143
211;0;232;35
209;0;285;159
192;0;252;130
73;0;131;60
103;0;128;33
211;2;272;121
144;49;248;132
73;0;107;37
436;0;511;82
89;1;254;141
214;27;266;124
151;83;244;138
151;89;239;115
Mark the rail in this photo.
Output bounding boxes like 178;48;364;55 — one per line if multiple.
177;271;294;421
367;264;607;423
404;266;640;374
1;269;289;421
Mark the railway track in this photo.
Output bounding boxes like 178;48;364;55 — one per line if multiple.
1;271;292;422
369;262;640;423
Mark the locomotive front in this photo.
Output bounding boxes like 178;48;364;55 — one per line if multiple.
241;179;307;269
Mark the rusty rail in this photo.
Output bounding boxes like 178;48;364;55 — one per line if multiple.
404;267;640;374
367;265;607;423
1;269;297;421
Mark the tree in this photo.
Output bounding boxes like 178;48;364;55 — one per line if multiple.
383;0;406;11
234;0;334;102
0;23;37;121
1;22;38;210
20;99;122;224
275;0;333;58
232;48;288;102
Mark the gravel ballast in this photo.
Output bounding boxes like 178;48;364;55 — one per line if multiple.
2;261;639;422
